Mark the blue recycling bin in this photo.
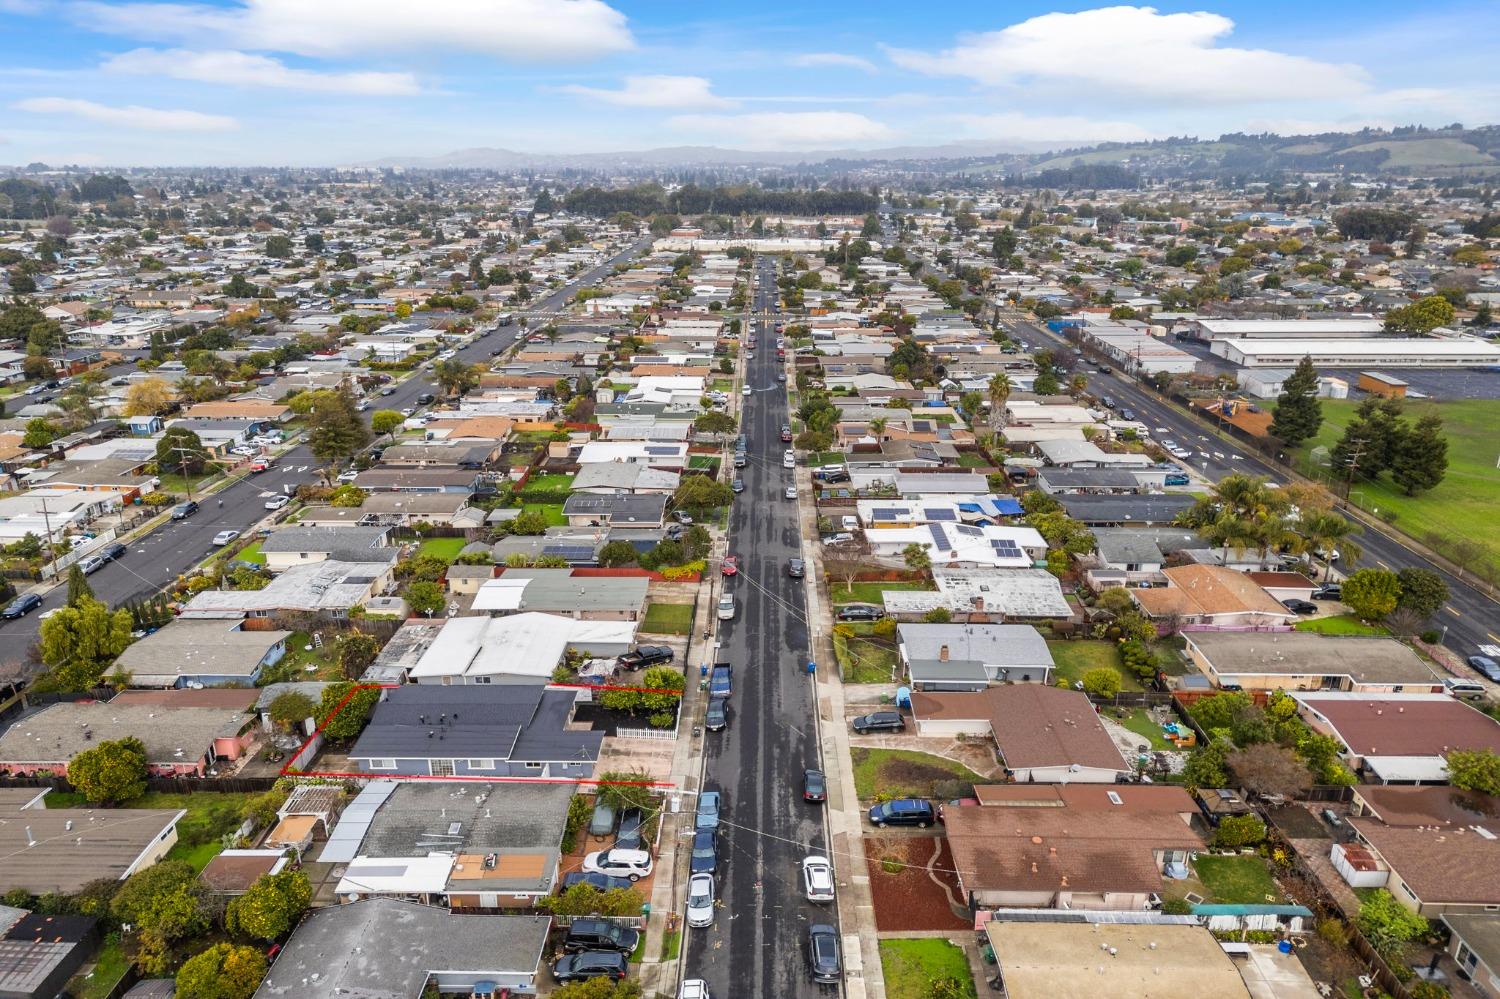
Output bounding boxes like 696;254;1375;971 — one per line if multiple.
806;660;816;675
700;663;709;678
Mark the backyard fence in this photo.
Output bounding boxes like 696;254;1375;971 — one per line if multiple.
0;774;283;794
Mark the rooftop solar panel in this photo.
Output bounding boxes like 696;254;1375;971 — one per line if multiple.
990;540;1023;557
927;523;949;550
871;507;904;520
925;508;958;521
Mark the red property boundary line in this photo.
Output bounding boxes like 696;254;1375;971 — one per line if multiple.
279;682;682;788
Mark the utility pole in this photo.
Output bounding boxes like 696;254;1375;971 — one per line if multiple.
37;495;59;572
1340;436;1368;503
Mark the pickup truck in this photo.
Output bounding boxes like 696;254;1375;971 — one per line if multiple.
709;664;732;699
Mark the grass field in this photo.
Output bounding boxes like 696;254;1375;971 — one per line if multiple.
880;939;977;999
1192;855;1281;904
235;540;265;564
166;838;225;873
1294;614;1388;636
851;748;984;800
45;790;258;847
520;503;567;526
417;537;468;563
1297;398;1500;557
834;624;902;684
67;937;131;999
641;602;694;634
1047;640;1142;691
521;473;574;492
1110;707;1177;751
827;580;936;606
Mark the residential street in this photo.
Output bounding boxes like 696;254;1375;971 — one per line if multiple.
684;257;835;995
1003;316;1500;662
0;237;653;649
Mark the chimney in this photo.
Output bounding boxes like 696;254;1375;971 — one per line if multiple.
24;826;35;847
974;596;985;612
1030;862;1038;874
939;645;950;662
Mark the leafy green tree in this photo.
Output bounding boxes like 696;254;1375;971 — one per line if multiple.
1181;738;1231;789
508;510;549;535
1395;567;1448;620
39;596;133;691
549;977;644;999
69;736;147;805
901;543;932;571
370;409;404;439
290;389;370;468
267;691;316;730
111;860;207;966
693;411;737;437
175;943;267;999
433;357;481;397
673;475;731;513
1384;295;1455;334
599;665;684;716
1213;814;1267;848
338;632;381;680
597;540;640;567
22;417;59;449
1356;889;1428;958
1268;355;1323;446
1390;412;1448;495
542;883;647;918
155;426;209;476
1331;397;1405;480
65;563;94;607
405;580;446;616
1080;667;1122;698
1342;567;1401;620
1446;749;1500;796
226;869;311;941
1189;691;1256;736
264;234;293;260
316;681;381;741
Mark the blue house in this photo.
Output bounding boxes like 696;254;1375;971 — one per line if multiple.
348;686;603;779
126;414;164;437
111;619;290;688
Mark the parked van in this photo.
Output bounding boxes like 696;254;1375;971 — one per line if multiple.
1443;677;1487;699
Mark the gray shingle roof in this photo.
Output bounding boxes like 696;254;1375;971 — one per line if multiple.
348;686;602;765
898;624;1053;668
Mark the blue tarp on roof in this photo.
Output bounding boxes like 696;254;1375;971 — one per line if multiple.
960;497;1023;517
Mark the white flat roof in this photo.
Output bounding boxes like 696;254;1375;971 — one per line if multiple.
1221;337;1500;357
336;854;454;895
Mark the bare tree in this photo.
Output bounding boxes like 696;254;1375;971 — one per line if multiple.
1227;744;1314;801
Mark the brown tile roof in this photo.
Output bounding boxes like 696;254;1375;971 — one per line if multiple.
1298;695;1500;758
1135;564;1292;619
199;852;282;893
1350;819;1500;904
182;401;290;420
946;784;1203;896
1354;785;1500;828
1246;571;1317;588
911;686;1127;774
420;416;516;440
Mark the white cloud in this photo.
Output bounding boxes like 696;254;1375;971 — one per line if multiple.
0;0;49;13
790;52;877;73
12;96;236;131
952;111;1155;145
886;5;1368;104
668;111;893;150
560;75;732;109
70;0;633;61
103;48;421;95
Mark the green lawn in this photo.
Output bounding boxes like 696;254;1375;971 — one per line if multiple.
659;928;681;961
166;838;225;873
45;790;258;848
67;937;131;999
834;625;902;684
641;602;694;635
827;580;937;606
955;452;992;468
1294;614;1388;636
522;473;574;492
1108;707;1178;751
1296;398;1500;557
880;939;976;999
274;630;343;680
808;452;845;466
417;537;468;563
154;470;221;497
520;503;567;526
1193;854;1281;904
234;540;265;564
850;748;985;800
1047;640;1142;691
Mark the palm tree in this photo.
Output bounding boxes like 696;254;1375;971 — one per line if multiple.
869;417;887;441
1298;510;1363;581
1177;474;1292;568
987;373;1012;434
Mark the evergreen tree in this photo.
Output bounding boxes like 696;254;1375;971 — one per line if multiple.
65;563;94;607
1331;397;1403;481
1268;355;1323;446
1390;412;1448;495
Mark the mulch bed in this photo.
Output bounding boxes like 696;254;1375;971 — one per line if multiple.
864;836;971;932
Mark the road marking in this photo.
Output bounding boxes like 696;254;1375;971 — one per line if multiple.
1446;606;1462;617
1488;633;1500;645
1376;560;1390;569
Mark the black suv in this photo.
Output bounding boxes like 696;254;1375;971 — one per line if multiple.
617;645;674;670
615;807;645;851
851;711;904;734
807;924;842;984
868;798;936;828
552;951;628;983
836;604;884;623
705;696;728;731
563;918;640;955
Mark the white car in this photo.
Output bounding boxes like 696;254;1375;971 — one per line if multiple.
740;385;752;396
264;494;290;510
782;450;795;469
230;445;258;457
1169;446;1193;459
212;530;240;546
802;856;835;903
337;470;359;483
784;484;798;500
679;981;711;999
686;872;716;928
582;847;654;882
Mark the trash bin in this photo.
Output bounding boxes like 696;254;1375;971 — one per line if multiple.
806;660;816;675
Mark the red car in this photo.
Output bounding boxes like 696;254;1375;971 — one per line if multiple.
720;556;738;577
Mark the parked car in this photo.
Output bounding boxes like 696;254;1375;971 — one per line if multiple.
731;479;745;494
559;871;634;893
250;459;274;473
615;807;645;851
780;424;793;442
563;918;639;955
1169;446;1193;459
2;593;43;619
734;453;748;468
802;856;835;903
705;696;728;731
265;494;291;511
686;872;716;928
784;484;798;500
98;542;127;562
1469;656;1500;683
581;848;653;882
1312;583;1342;600
336;469;359;483
806;924;842;984
741;385;752;396
1281;598;1318;615
617;645;673;670
673;510;694;525
551;951;628;983
851;711;905;734
416;393;436;405
720;555;738;577
835;604;884;623
783;450;795;468
588;801;617;840
212;530;241;546
170;500;199;520
710;665;732;699
1119;408;1136;421
867;799;936;828
690;830;718;874
695;789;721;830
803;768;827;802
716;594;735;620
787;558;805;579
1100;395;1117;409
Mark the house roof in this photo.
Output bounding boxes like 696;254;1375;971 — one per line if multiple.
1353;785;1500;828
258;525;392;555
1186;632;1441;686
880;568;1072;619
0;789;186;895
0;701;249;766
945;784;1203;897
1350;818;1500;905
253;898;549;999
348;685;602;765
111;620;290;680
406;613;632;681
0;913;97;997
1133;564;1293;620
1294;693;1500;759
560;492;667;523
477;569;649;613
1442;915;1500;976
897;624;1053;669
183;559;390;615
1056;494;1197;525
199;850;285;893
912;686;1128;774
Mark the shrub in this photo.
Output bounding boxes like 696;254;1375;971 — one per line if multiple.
1213;814;1267;849
1080;667;1122;698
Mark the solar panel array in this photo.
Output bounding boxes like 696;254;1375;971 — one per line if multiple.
927;523;950;550
543;545;596;562
871;507;904;521
990;540;1023;559
925;508;958;522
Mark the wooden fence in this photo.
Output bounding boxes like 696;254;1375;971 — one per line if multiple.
0;774;283;794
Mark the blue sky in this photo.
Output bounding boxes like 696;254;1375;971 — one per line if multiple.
1;0;1496;165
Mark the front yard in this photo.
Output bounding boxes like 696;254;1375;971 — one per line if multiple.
641;602;695;635
851;748;984;800
834;624;902;684
1294;615;1387;636
1047;639;1143;691
826;580;936;606
880;939;977;999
